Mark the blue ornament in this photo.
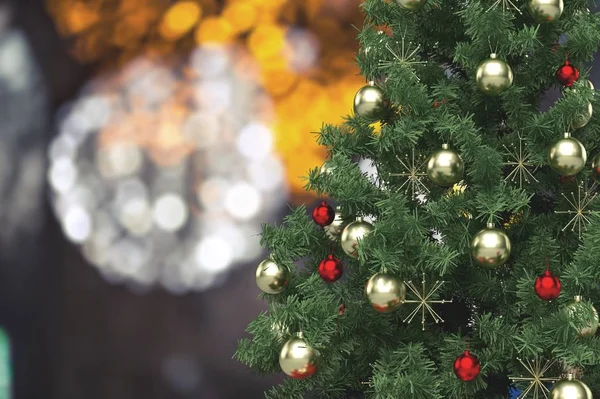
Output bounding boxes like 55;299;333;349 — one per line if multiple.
508;386;522;399
508;383;554;398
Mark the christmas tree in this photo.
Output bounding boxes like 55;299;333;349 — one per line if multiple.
235;0;600;397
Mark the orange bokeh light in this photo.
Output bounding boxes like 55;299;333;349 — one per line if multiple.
46;0;366;201
222;2;258;34
62;2;99;35
247;24;287;62
194;17;235;45
159;1;203;41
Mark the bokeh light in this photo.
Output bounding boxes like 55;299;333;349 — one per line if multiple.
159;1;202;41
45;0;366;201
48;46;287;292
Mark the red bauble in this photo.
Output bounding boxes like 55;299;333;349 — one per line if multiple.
556;61;580;87
290;364;317;379
318;255;343;282
312;201;335;226
534;269;561;301
453;350;481;382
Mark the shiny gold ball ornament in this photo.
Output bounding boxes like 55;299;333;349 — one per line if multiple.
255;258;289;294
365;273;406;313
426;144;465;186
395;0;427;10
476;54;514;96
551;374;593;399
528;0;564;23
324;206;345;241
341;217;374;258
548;132;587;176
471;223;511;268
279;334;319;379
353;83;386;122
573;102;593;129
584;80;595;91
564;295;599;337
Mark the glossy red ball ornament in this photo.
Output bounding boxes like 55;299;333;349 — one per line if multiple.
312;202;335;226
318;255;343;282
556;61;579;87
534;269;561;301
453;350;481;382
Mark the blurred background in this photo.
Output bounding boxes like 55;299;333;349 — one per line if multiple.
0;0;597;398
0;0;365;397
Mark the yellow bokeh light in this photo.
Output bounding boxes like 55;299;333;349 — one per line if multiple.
261;70;299;97
194;17;235;45
247;24;287;61
222;2;258;34
45;0;366;201
159;1;203;41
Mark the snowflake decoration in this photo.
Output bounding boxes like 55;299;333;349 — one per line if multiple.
379;29;427;79
487;0;522;14
509;358;558;399
388;149;429;201
403;273;452;330
555;183;599;239
503;136;539;189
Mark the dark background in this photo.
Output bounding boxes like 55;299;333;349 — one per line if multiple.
2;0;285;398
1;0;599;398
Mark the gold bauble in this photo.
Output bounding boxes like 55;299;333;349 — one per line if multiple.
353;84;386;122
591;153;600;182
551;374;593;399
279;335;319;379
564;295;599;337
471;223;511;268
476;54;514;96
529;0;564;23
365;273;406;313
548;133;587;176
324;206;345;240
395;0;427;10
341;218;374;258
426;144;465;186
573;102;593;129
584;80;595;91
255;258;289;294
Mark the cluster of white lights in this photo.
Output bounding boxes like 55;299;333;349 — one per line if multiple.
48;45;287;293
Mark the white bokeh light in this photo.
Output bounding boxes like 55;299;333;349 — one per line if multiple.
96;142;143;179
237;123;273;160
194;236;234;274
118;197;153;236
63;206;92;243
247;156;285;192
195;80;232;113
225;182;261;220
152;193;188;232
48;157;77;194
48;45;288;292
